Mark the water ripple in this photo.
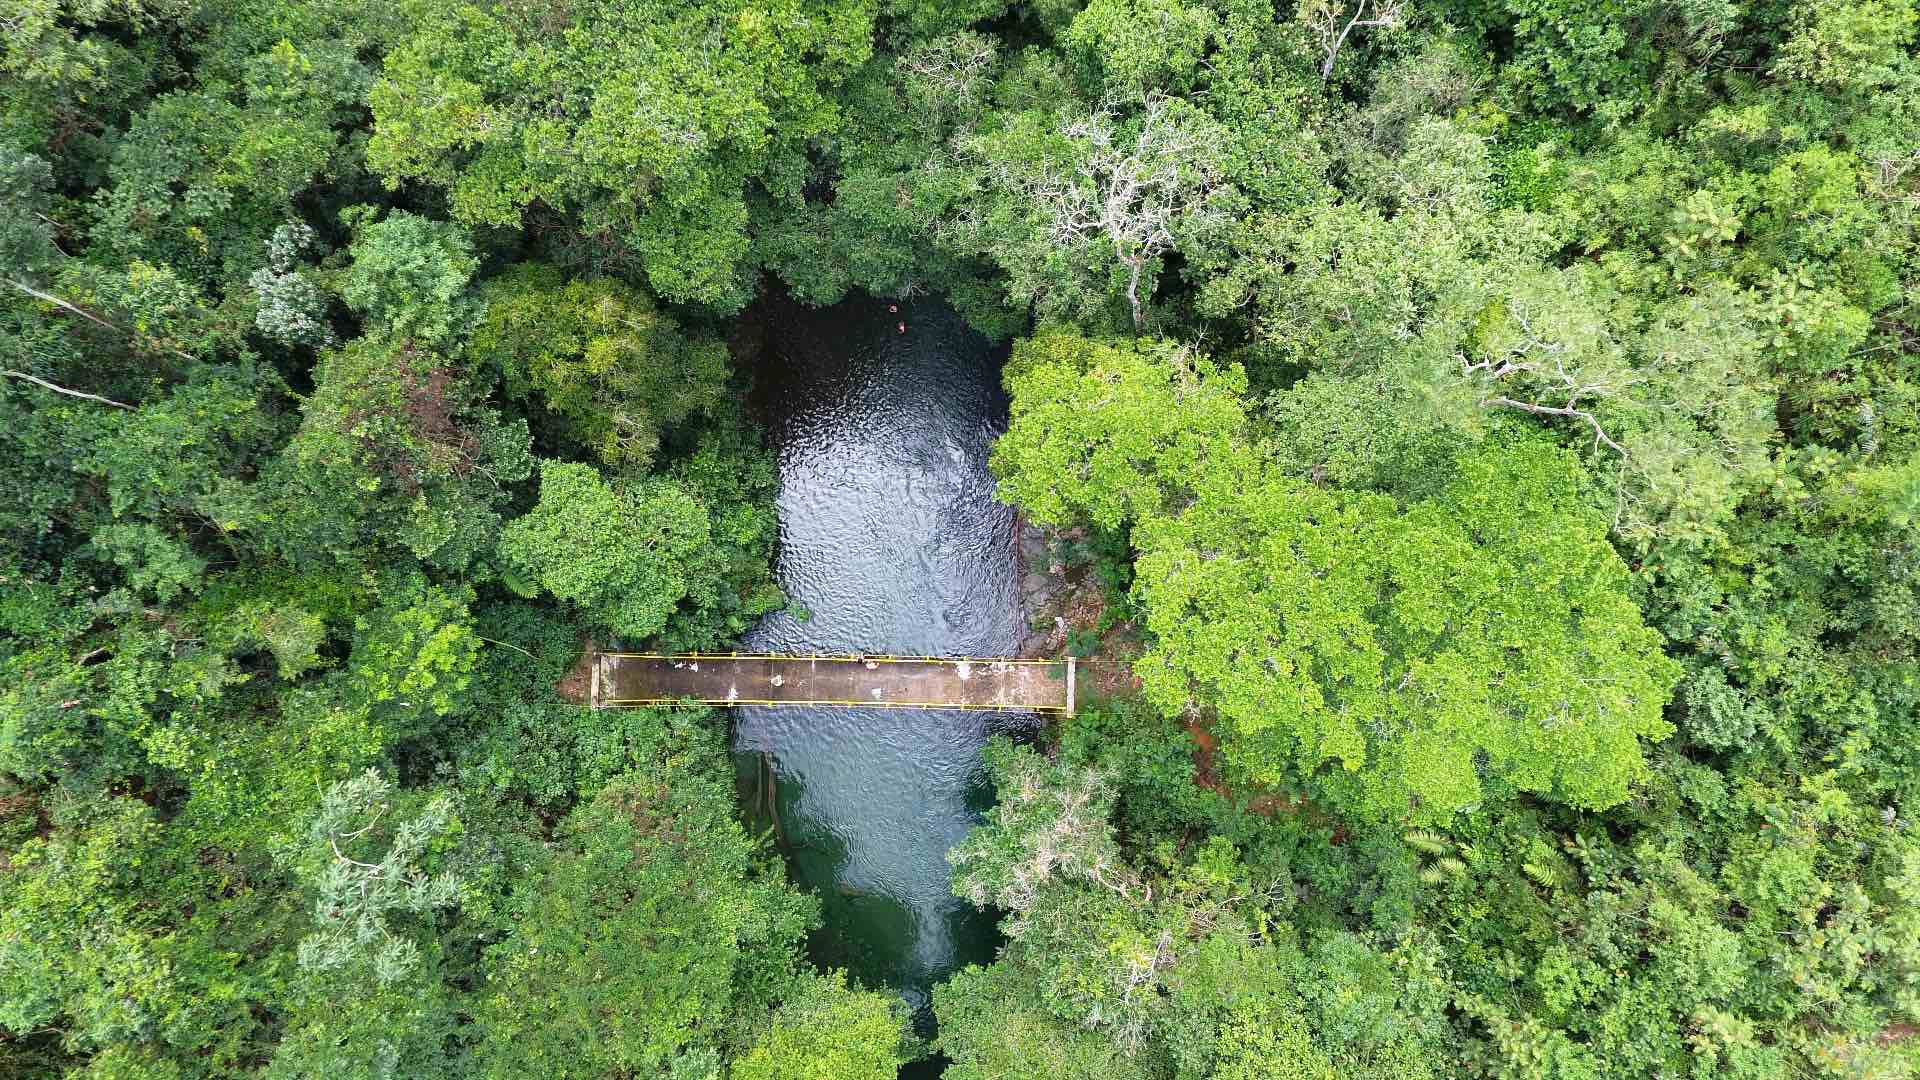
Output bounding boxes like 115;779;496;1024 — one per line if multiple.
733;294;1031;1011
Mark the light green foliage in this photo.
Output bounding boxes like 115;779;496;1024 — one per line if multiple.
291;769;460;985
0;605;168;785
211;598;329;680
468;264;730;469
1261;370;1471;500
1775;0;1917;90
1133;441;1679;821
339;212;479;346
990;331;1251;529
499;460;709;640
731;971;913;1080
368;0;879;309
347;575;480;722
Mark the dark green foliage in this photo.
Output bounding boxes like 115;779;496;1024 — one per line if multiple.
6;0;1920;1075
499;459;709;639
938;739;1451;1079
471;712;905;1078
467;263;731;470
1;1;811;1071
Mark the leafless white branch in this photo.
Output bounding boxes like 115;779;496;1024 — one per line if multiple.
2;369;133;409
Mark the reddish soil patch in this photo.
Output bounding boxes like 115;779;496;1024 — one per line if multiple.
1182;713;1304;818
556;638;595;704
1186;713;1222;791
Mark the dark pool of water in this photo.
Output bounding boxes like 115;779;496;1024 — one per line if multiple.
732;292;1032;1033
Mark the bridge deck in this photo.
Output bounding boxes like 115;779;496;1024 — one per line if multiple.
593;653;1074;713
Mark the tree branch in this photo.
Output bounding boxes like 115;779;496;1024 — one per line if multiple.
4;276;120;332
2;369;133;409
1479;396;1628;455
5;275;197;363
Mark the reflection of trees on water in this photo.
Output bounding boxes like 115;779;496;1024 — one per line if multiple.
734;742;915;994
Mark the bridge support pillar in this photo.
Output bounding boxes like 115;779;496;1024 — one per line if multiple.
1066;655;1076;717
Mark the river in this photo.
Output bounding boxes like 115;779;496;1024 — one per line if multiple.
732;292;1032;1033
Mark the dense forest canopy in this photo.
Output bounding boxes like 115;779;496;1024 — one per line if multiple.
2;0;1918;1076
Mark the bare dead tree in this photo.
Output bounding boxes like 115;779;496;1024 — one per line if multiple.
1301;0;1407;80
897;31;998;119
1459;297;1641;457
971;95;1227;329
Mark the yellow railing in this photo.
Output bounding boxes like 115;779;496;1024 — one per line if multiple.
601;696;1068;712
597;652;1062;665
593;653;1076;713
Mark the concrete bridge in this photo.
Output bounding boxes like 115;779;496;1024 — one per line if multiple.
592;652;1075;714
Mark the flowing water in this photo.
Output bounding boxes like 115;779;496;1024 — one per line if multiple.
733;292;1031;1028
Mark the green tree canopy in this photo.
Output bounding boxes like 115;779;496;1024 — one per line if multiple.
731;971;914;1080
467;264;730;470
499;460;709;640
989;331;1251;530
472;747;831;1077
367;0;880;310
339;211;480;346
1133;440;1680;821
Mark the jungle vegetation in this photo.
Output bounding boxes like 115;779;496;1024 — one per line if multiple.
2;0;1918;1077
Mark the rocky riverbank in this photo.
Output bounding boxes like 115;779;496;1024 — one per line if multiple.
1014;515;1070;657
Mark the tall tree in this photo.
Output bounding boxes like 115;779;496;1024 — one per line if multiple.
1132;440;1680;820
367;0;880;310
467;264;730;471
989;331;1251;530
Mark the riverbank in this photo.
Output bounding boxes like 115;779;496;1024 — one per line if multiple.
1012;515;1144;709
